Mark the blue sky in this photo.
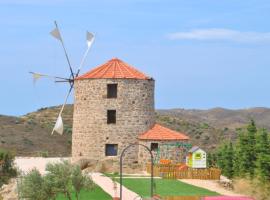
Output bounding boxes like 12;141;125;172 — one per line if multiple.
1;0;270;116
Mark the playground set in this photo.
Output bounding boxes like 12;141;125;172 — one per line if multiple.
145;142;217;181
150;141;207;170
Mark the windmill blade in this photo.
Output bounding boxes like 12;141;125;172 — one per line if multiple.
76;31;95;76
87;31;95;48
50;21;75;79
32;72;43;84
29;72;70;84
51;86;73;135
50;27;62;41
53;115;64;135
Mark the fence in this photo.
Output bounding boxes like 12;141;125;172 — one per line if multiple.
146;164;221;180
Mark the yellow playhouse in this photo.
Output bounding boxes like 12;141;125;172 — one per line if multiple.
186;146;207;168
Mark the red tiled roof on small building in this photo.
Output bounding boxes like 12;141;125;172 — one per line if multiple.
138;124;189;141
76;58;151;80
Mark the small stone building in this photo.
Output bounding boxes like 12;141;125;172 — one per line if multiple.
138;124;189;166
72;58;189;166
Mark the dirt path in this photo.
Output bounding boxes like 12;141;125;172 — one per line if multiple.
91;172;141;200
180;179;243;196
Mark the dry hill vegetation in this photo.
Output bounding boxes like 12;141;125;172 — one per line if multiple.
1;105;270;157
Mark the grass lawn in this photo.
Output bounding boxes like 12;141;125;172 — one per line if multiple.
116;178;219;198
56;186;111;200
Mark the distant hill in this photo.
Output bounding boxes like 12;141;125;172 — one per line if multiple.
0;105;73;157
1;105;269;157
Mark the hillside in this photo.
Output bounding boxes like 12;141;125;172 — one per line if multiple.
1;105;270;157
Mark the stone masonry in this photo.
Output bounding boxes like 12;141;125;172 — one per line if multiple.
72;78;155;164
138;140;190;168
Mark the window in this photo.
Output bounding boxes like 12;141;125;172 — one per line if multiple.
105;144;118;156
107;110;116;124
107;84;117;98
151;143;159;151
194;153;202;160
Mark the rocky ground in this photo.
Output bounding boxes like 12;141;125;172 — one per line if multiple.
0;179;17;200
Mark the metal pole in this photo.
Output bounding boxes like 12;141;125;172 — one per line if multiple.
150;150;154;198
119;143;154;200
120;150;123;200
54;21;75;79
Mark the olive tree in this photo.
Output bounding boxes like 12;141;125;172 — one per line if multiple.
19;160;95;200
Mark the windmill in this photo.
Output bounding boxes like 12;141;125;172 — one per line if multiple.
30;21;95;135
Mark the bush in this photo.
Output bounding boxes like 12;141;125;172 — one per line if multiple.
19;169;50;200
19;160;95;200
233;178;270;200
38;151;49;158
0;149;17;187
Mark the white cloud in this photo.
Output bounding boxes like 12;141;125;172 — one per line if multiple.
168;28;270;43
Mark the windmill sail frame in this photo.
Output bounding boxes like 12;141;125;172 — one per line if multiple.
30;21;95;135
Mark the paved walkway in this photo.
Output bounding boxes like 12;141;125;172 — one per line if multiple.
91;172;141;200
180;179;243;196
14;157;69;175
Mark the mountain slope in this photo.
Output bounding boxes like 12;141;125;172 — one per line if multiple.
1;105;269;156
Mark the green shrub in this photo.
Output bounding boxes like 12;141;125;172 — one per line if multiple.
0;149;17;187
200;123;209;129
67;139;72;146
23;138;34;146
38;151;49;158
64;127;72;134
19;160;95;200
19;169;50;200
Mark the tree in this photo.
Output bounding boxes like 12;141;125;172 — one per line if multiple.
19;169;50;200
207;152;218;168
217;143;227;170
46;160;73;200
71;165;95;200
255;128;270;182
19;160;95;200
216;142;234;178
223;142;234;178
207;152;213;168
246;119;257;176
234;120;257;177
0;149;17;187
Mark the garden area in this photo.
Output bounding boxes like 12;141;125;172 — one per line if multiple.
114;178;219;198
16;160;111;200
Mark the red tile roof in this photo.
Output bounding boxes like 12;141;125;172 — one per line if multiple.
138;124;189;141
76;58;151;80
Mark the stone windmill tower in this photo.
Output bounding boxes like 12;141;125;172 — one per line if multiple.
72;58;155;164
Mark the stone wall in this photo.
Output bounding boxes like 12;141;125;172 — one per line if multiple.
138;140;191;168
72;78;155;166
